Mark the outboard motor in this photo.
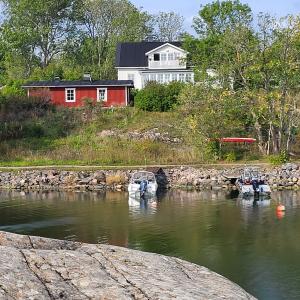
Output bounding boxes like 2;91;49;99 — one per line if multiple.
140;180;148;198
252;179;259;193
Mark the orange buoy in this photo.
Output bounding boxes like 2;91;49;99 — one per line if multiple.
277;204;286;212
276;210;285;220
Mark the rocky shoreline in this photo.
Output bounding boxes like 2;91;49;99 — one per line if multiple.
0;231;256;299
0;163;299;192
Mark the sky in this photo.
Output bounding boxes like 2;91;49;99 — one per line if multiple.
131;0;300;31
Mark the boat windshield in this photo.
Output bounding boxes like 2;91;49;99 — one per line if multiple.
243;168;259;179
131;172;156;183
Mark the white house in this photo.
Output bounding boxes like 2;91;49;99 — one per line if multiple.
116;42;194;89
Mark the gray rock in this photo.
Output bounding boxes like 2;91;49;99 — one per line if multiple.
0;231;256;300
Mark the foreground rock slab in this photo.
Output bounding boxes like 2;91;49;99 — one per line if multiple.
0;231;256;300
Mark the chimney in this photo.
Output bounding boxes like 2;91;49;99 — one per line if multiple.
83;74;92;82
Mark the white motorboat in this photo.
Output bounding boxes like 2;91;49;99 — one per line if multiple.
236;168;271;197
128;171;158;198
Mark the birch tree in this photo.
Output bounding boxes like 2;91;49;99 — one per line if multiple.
74;0;151;78
150;12;184;42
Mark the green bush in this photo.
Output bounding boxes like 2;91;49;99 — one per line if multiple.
0;80;25;97
268;151;290;165
204;141;221;161
134;81;185;112
224;152;237;162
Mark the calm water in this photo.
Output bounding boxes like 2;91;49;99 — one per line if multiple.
0;189;299;299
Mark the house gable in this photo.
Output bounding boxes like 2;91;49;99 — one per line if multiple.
145;43;187;56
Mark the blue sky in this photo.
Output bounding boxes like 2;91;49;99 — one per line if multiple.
131;0;300;31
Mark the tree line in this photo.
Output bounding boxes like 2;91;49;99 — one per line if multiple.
1;0;300;159
0;0;184;86
181;0;300;157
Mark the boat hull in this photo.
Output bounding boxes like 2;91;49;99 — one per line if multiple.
128;183;158;198
236;182;271;196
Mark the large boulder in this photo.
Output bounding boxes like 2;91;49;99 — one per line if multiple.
0;231;256;300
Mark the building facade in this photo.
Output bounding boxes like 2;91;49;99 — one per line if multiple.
23;79;134;107
116;42;194;89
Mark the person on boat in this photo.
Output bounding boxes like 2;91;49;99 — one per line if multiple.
140;180;148;198
259;175;265;185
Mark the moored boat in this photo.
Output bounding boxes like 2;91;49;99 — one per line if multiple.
128;171;158;198
236;168;271;197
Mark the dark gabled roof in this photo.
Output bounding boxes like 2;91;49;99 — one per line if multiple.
22;80;134;88
116;42;183;68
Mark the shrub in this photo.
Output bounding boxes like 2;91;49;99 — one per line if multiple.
268;151;290;165
0;95;53;140
0;81;25;97
106;174;127;185
204;141;221;161
224;152;237;162
134;81;185;112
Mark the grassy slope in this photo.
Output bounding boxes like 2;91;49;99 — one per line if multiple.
0;108;204;167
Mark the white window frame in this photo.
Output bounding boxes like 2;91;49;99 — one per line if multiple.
65;88;76;103
161;53;167;61
150;73;156;82
179;74;185;82
186;73;192;82
172;73;178;81
157;73;164;84
164;73;170;83
168;53;174;61
97;88;108;102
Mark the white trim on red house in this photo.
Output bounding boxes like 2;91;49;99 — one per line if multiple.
145;43;188;56
125;87;128;106
65;88;76;102
97;88;108;102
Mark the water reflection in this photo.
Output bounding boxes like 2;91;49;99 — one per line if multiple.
0;189;300;299
128;196;158;215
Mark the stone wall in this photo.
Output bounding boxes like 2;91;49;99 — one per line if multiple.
0;163;299;191
0;231;256;299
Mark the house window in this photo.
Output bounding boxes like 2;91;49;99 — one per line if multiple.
65;88;76;102
158;74;164;84
179;74;185;82
172;74;178;81
150;73;156;81
161;53;167;61
154;54;160;61
128;74;135;81
168;53;174;60
143;74;150;85
97;88;107;102
165;74;170;83
174;52;180;60
186;73;192;82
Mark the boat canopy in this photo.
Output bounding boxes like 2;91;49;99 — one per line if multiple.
219;138;257;144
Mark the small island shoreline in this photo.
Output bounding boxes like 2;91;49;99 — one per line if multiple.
0;163;299;192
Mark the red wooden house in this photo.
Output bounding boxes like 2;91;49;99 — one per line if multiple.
22;77;134;107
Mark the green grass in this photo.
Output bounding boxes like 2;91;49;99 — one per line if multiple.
1;107;271;167
0;108;205;167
